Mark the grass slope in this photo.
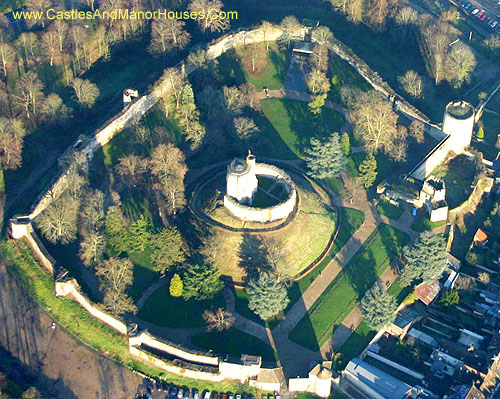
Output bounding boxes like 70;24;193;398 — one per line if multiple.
261;99;344;158
289;224;409;351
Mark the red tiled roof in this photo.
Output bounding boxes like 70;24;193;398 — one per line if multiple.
474;228;488;243
415;280;441;305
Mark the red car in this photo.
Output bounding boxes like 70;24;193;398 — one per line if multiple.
480;14;487;20
477;12;484;18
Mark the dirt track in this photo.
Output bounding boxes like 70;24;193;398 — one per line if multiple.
0;262;145;399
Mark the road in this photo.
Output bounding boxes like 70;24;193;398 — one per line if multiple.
0;262;146;399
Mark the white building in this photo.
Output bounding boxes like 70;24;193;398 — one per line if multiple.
226;154;258;205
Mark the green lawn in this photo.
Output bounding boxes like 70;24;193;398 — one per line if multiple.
0;240;255;393
191;328;276;362
377;199;404;220
138;280;226;328
127;247;160;302
261;98;344;158
233;208;365;328
218;42;287;90
411;209;446;232
289;224;409;351
337;321;376;368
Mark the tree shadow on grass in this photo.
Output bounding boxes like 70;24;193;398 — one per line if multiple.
238;234;270;281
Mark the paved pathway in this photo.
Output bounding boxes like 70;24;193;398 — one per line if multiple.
136;277;168;310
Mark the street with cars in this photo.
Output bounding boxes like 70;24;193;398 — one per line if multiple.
137;382;281;399
456;0;500;34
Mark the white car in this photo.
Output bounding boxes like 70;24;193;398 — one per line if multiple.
491;21;498;28
472;8;480;14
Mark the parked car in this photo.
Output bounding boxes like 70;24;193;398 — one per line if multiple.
490;21;498;28
178;389;184;399
144;393;153;399
169;386;178;398
480;14;487;20
193;390;199;399
235;395;242;399
183;390;190;399
228;394;234;399
162;382;169;392
213;393;219;399
203;391;211;399
465;3;472;10
472;8;480;14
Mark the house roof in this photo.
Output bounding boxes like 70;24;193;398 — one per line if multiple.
309;364;332;380
292;41;315;54
415;280;441;305
257;367;284;384
465;386;485;399
474;229;488;243
392;307;420;330
344;358;412;399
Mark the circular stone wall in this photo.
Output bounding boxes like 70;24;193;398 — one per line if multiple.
223;162;297;223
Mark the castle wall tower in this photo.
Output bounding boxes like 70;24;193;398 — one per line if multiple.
226;155;258;205
442;101;475;154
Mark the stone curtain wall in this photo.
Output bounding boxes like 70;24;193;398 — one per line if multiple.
27;23;433;219
129;331;219;366
55;279;129;335
223;163;297;223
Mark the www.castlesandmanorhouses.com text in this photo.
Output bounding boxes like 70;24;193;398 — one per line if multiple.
12;8;238;21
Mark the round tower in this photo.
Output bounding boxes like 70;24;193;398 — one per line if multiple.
442;101;475;154
226;157;258;204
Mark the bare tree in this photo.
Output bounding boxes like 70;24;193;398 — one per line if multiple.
409;120;425;144
279;16;301;46
0;117;25;169
203;308;235;332
25;0;53;28
260;21;275;50
36;196;79;244
223;86;245;114
446;42;476;88
149;19;190;55
313;26;333;46
0;42;16;78
96;257;134;294
188;0;230;32
102;289;137;316
41;30;59;66
79;232;105;267
15;32;39;64
346;0;364;22
12;71;44;118
262;237;290;284
307;69;330;94
80;189;105;232
71;78;99;108
233;117;259;140
150;143;188;215
398;70;423;98
115;155;147;187
352;91;399;158
51;20;68;52
40;93;71;126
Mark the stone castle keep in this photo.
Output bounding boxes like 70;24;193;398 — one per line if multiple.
223;154;297;223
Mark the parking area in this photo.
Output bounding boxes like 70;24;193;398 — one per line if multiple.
455;0;500;34
139;383;261;399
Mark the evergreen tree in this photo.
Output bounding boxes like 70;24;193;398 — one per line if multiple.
127;216;151;253
341;132;351;156
439;289;459;306
169;273;183;297
247;272;289;321
400;231;447;287
477;126;485;140
308;93;327;115
358;153;378;188
305;132;347;179
182;264;223;301
104;206;129;255
150;227;186;273
359;285;397;329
